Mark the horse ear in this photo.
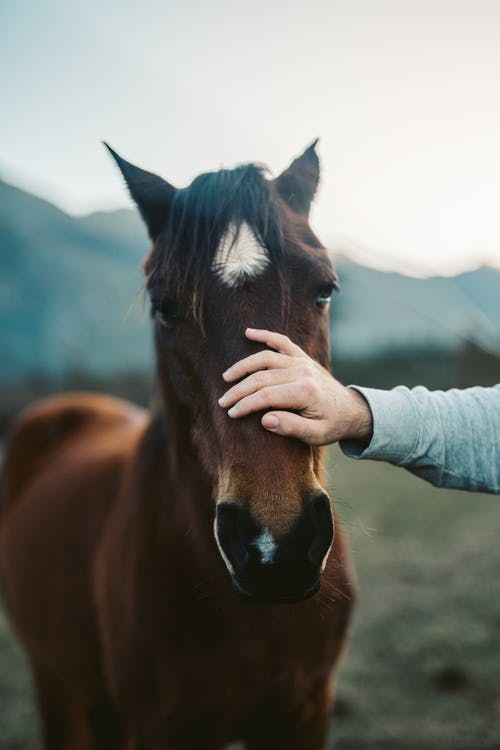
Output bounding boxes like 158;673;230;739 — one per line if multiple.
104;143;175;240
274;139;320;217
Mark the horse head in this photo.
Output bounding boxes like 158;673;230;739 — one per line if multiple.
107;142;338;604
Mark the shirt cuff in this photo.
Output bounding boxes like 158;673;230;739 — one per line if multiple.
340;386;420;464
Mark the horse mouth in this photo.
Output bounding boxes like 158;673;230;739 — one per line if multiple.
231;577;321;605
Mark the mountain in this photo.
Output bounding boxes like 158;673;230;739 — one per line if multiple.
330;258;500;359
1;178;499;383
0;179;152;381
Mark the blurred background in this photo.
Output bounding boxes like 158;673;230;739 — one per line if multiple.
1;1;499;748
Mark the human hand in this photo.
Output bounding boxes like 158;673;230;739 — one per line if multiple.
218;328;373;446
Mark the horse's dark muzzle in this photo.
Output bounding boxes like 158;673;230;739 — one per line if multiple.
215;492;334;604
232;577;321;605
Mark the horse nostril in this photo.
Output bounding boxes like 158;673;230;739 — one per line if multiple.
215;501;253;570
231;540;249;568
312;492;333;526
307;492;334;566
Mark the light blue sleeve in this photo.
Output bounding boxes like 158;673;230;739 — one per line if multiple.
340;384;500;494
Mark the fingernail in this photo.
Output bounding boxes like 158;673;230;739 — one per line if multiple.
246;327;256;334
228;406;238;417
223;369;232;380
218;395;228;406
264;415;279;430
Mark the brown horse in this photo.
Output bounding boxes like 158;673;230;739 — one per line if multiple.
0;143;354;749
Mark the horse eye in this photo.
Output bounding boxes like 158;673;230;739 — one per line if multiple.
151;300;182;327
315;284;335;310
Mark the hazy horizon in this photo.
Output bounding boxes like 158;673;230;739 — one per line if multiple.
5;169;500;280
3;0;500;276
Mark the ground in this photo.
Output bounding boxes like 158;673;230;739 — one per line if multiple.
0;446;499;749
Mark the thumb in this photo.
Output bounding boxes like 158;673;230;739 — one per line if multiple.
261;411;324;445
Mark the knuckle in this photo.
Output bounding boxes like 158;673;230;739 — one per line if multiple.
302;377;317;397
229;386;242;402
279;419;289;435
267;352;279;368
257;352;270;366
309;378;320;396
235;363;249;378
259;386;271;403
254;370;267;386
272;332;287;349
300;363;314;378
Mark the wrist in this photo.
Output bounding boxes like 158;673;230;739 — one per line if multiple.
345;388;373;442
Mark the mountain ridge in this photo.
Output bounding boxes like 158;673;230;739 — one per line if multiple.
1;178;499;382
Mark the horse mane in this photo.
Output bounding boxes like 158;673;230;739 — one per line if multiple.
144;164;286;320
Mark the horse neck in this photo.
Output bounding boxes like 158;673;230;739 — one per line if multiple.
135;391;214;538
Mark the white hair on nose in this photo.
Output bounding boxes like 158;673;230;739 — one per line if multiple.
212;222;270;287
253;528;277;565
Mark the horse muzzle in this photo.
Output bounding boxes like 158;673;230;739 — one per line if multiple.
214;492;334;604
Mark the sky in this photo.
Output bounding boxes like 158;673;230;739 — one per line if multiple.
2;0;500;276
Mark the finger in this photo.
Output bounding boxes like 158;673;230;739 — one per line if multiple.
226;382;309;418
244;328;305;357
219;368;301;408
261;412;326;446
223;350;293;382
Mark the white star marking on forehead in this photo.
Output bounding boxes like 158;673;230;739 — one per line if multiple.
253;528;278;565
212;222;270;287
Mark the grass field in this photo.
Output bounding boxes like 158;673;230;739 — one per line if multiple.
1;446;499;749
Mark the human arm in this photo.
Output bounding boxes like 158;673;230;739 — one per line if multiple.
220;328;500;494
345;384;500;493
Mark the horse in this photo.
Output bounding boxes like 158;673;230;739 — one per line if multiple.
0;142;354;749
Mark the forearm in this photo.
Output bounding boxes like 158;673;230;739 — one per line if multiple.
340;384;500;494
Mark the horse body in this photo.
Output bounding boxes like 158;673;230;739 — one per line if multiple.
0;144;354;749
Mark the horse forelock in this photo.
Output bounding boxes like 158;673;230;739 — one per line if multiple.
144;163;287;320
